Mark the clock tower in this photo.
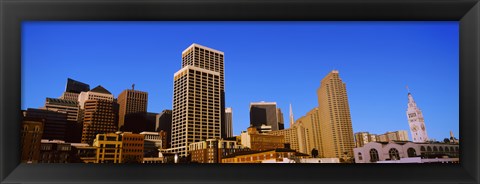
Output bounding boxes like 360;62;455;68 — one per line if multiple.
406;90;429;142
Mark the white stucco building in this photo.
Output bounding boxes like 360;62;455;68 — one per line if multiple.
353;141;459;163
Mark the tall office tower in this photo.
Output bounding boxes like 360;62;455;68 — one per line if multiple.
81;100;117;145
317;70;355;160
170;44;224;157
43;98;82;142
406;91;429;142
250;102;279;131
277;108;285;130
60;78;90;101
289;104;294;127
117;86;148;131
225;107;233;137
156;109;172;148
78;86;116;144
296;107;323;157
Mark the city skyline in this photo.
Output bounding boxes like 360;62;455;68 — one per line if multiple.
22;21;459;141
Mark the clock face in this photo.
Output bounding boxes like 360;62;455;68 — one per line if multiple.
411;125;418;132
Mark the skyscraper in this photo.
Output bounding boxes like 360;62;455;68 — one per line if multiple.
117;86;148;131
277;108;284;130
170;44;224;157
406;91;429;142
296;107;323;156
225;107;233;137
156;109;172;148
317;70;355;160
250;102;279;131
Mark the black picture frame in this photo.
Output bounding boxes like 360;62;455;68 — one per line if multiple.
1;0;479;183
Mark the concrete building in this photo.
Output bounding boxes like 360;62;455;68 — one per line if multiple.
221;148;309;163
225;107;233;138
268;122;308;154
277;108;284;130
296;107;323;156
70;143;96;163
24;108;68;141
121;132;144;163
93;133;123;163
20;118;44;163
78;85;115;109
355;132;378;148
250;101;279;131
117;87;148;131
39;139;71;163
140;131;164;156
353;141;459;163
406;91;429;142
43;97;82;143
240;127;285;151
317;70;355;161
82;99;117;145
188;138;248;163
169;44;224;157
156;109;172;148
60;78;90;101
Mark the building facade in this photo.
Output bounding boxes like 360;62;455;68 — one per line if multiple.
93;133;123;163
355;132;377;148
277;108;284;130
317;70;355;160
221;148;309;163
140;131;164;156
39;140;71;163
78;85;115;109
117;88;148;131
121;132;144;163
43;97;82;142
60;78;90;101
225;107;233;137
170;44;224;157
20;119;44;163
353;141;459;163
156;109;172;148
268;122;308;154
250;102;279;131
188;138;248;163
296;107;323;156
82;100;117;144
24;108;68;141
240;127;285;151
406;92;429;142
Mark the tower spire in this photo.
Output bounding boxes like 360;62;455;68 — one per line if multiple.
289;103;294;127
406;85;410;93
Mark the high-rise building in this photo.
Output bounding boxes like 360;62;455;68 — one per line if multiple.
317;70;355;160
277;108;284;130
225;107;233;137
78;85;115;109
354;132;377;148
170;44;224;157
156;109;172;148
268;122;308;154
250;102;279;131
117;87;148;131
60;78;90;101
406;91;429;142
296;107;323;156
82;100;117;144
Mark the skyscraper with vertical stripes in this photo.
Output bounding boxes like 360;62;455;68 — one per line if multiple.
169;44;225;157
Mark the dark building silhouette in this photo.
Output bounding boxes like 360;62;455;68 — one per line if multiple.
249;102;279;131
24;108;68;141
66;78;90;93
20;117;44;163
156;109;172;148
122;112;157;133
44;98;82;143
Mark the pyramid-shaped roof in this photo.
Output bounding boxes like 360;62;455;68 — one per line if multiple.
90;85;112;94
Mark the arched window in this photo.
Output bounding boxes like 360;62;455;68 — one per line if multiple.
433;146;438;152
389;148;400;160
358;152;363;160
420;146;426;151
427;146;432;152
407;148;417;157
34;126;40;132
439;147;444;152
369;149;379;162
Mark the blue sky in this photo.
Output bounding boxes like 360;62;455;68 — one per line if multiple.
22;21;459;141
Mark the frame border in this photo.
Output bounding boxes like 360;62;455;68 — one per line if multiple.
1;0;479;183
